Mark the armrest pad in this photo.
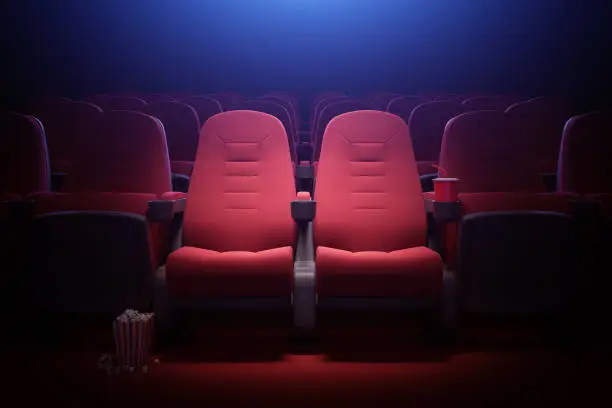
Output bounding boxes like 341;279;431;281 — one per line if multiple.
424;196;461;222
147;197;187;222
569;198;602;219
291;198;316;222
295;164;314;181
4;199;36;218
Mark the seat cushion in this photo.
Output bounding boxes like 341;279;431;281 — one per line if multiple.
316;246;443;298
171;161;194;177
166;246;294;297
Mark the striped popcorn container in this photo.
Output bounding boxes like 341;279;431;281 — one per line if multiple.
113;309;155;371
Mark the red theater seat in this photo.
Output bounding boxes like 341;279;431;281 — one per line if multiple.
206;92;242;110
106;96;148;111
0;111;51;198
30;111;184;314
260;93;300;135
33;101;102;175
438;110;545;193
558;111;612;196
165;110;299;304
312;99;370;163
141;94;177;103
314;110;444;304
426;110;579;319
386;95;423;120
408;101;463;175
461;95;521;112
505;96;574;174
144;101;201;178
180;96;223;127
238;100;297;163
310;94;347;142
369;92;404;110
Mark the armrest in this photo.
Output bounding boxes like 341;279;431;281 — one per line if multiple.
295;162;314;181
424;195;461;223
420;173;437;192
291;192;316;223
293;221;316;330
4;199;36;220
171;173;190;193
569;198;602;220
147;195;187;222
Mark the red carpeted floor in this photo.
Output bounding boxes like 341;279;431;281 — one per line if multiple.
4;325;610;407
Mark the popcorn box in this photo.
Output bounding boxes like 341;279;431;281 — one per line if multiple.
113;309;154;371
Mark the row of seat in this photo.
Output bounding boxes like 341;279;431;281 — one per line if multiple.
1;101;610;331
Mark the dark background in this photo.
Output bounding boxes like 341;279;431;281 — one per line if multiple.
1;0;611;105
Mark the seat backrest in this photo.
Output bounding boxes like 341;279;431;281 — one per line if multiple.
314;110;427;252
558;111;612;194
311;94;347;133
386;96;423;122
141;94;177;103
183;110;296;252
439;110;545;193
0;111;51;194
237;100;297;162
34;101;103;173
505;96;574;173
63;111;171;194
258;95;299;133
313;99;370;161
83;94;112;110
106;96;148;112
462;95;520;112
206;92;242;110
369;92;404;110
180;96;223;127
408;101;464;163
144;101;201;162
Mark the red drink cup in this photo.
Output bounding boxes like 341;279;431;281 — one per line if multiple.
433;178;459;202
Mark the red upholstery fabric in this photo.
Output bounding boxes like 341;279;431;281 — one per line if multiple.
313;99;370;161
461;95;520;112
171;161;194;177
34;101;102;174
238;100;297;162
166;110;297;298
314;110;443;298
386;96;423;122
316;246;443;297
63;111;172;194
166;246;294;297
505;96;574;174
408;101;464;165
144;101;201;163
105;96;147;111
558;111;612;194
0;112;50;195
179;96;223;128
438;110;545;193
